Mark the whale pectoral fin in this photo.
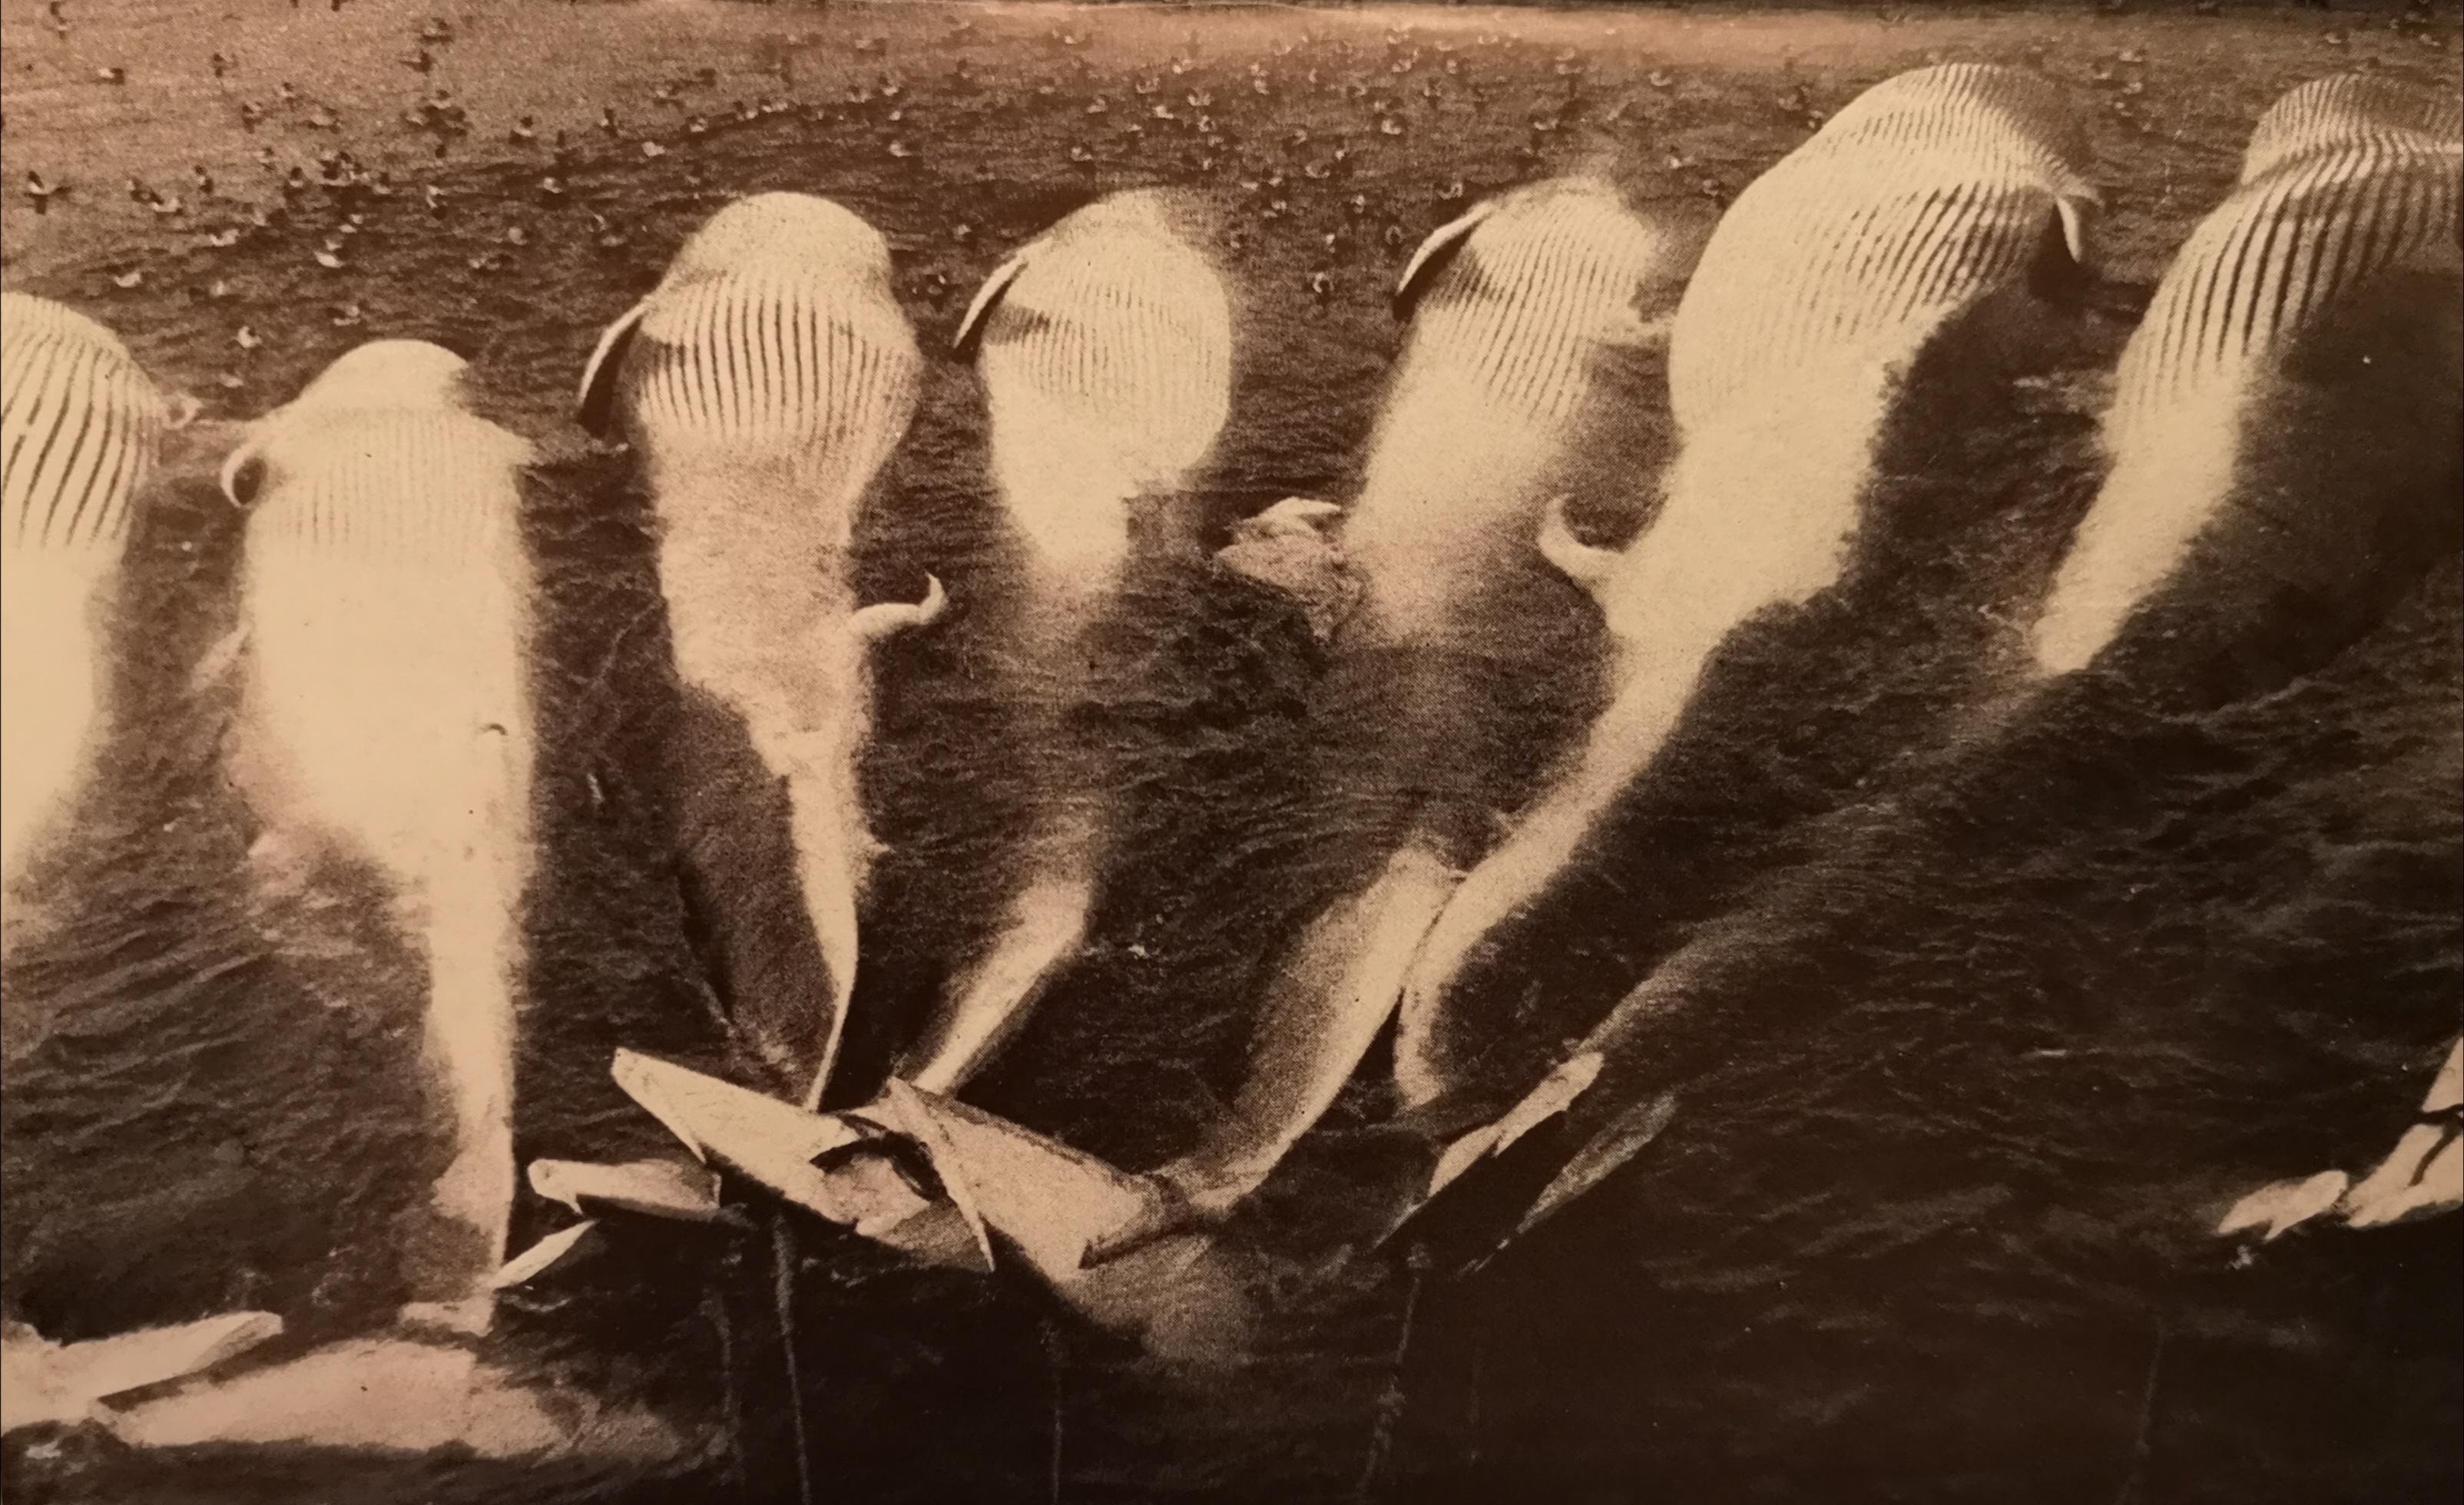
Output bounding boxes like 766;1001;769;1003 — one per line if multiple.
910;573;950;628
575;298;651;438
218;433;269;510
2054;186;2101;272
1395;200;1497;319
954;247;1035;359
1535;493;1619;604
850;574;950;645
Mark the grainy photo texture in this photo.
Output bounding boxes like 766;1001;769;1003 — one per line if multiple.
1;2;2458;1503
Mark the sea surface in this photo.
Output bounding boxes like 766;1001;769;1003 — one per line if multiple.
2;5;2459;1501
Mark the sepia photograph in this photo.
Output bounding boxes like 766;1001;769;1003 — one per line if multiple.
1;1;2458;1500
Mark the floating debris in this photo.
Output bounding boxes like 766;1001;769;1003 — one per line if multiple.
528;1157;724;1222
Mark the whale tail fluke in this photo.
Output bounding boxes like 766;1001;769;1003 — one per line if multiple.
2;1312;285;1436
844;1081;1180;1288
527;1156;726;1223
2217;1171;2355;1243
2216;1040;2464;1242
604;1050;1185;1292
609;1049;867;1212
2338;1037;2464;1230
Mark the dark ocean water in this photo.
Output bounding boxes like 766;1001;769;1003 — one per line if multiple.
4;12;2460;1503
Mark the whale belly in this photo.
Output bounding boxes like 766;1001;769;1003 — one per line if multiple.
1;552;116;897
237;547;532;879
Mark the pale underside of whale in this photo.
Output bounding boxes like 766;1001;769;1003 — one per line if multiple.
1;293;168;922
1391;62;2106;1120
1400;78;2464;1259
899;191;1235;1098
585;198;932;1109
230;389;540;1315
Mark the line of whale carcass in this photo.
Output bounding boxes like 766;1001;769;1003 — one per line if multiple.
3;64;2460;1440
